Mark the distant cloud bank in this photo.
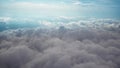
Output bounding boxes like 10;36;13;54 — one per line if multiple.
0;17;120;31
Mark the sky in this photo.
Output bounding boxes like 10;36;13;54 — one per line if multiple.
0;0;120;19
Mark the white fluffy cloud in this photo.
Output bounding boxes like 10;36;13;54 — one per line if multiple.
0;17;12;23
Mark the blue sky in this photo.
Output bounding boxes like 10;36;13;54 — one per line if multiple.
0;0;120;19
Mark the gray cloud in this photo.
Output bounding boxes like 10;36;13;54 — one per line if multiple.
0;19;120;68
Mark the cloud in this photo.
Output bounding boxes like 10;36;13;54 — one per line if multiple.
13;2;65;9
72;1;94;7
0;18;120;68
0;17;120;31
0;17;12;23
1;2;71;13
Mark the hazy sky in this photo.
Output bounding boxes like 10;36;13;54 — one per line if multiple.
0;0;120;19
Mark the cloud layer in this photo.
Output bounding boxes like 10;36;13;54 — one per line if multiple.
0;17;120;31
0;18;120;68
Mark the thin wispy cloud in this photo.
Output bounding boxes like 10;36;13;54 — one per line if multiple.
0;0;119;19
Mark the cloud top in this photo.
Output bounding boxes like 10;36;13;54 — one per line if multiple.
0;18;120;68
